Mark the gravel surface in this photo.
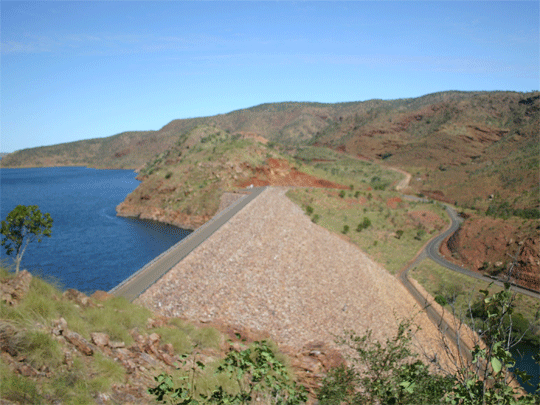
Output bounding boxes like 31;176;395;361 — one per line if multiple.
136;187;445;355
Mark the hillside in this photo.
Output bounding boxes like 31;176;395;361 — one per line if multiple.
3;91;538;209
3;90;538;289
115;126;347;229
0;268;325;403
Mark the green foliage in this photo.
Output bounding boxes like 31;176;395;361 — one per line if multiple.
395;230;404;239
20;331;64;369
339;190;346;198
311;214;320;224
486;200;540;220
342;225;349;234
444;283;540;404
0;360;43;403
434;295;448;306
356;217;371;232
305;206;314;215
318;318;453;405
414;228;426;240
319;285;540;404
148;340;307;404
1;205;53;273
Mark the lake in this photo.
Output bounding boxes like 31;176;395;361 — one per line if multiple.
0;167;190;293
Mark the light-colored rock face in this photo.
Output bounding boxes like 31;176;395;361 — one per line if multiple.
136;187;446;359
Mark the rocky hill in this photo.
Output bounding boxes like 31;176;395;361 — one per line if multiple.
2;90;538;289
3;91;538;210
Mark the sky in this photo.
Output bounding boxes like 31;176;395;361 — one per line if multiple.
1;1;538;153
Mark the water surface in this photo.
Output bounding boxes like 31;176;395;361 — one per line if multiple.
0;167;190;293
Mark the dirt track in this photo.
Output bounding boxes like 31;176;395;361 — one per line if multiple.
136;187;447;357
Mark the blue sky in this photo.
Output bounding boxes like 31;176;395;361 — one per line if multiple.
1;1;538;153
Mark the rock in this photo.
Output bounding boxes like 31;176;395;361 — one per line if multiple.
91;290;115;302
148;333;160;346
91;332;110;347
0;270;32;306
146;317;167;329
63;349;73;370
17;363;38;377
51;317;68;336
94;392;111;405
63;289;93;307
161;343;175;357
109;340;125;349
64;330;94;356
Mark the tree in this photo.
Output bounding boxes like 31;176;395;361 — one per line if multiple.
1;205;53;273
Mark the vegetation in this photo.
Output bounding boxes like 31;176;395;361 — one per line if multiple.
319;284;540;404
149;339;307;404
409;260;540;346
1;205;53;273
318;318;453;404
0;266;225;404
287;185;446;274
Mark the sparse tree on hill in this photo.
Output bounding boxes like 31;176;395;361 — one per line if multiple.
1;205;53;273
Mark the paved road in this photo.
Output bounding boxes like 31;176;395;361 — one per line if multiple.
109;187;267;301
401;195;540;300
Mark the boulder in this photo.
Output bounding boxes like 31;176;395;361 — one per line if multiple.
64;330;94;356
63;289;93;307
91;332;110;347
0;270;32;306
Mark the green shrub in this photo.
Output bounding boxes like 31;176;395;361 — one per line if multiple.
434;295;448;306
339;190;346;198
342;225;349;234
318;319;453;405
148;340;307;404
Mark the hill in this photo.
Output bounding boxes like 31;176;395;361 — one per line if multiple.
3;91;538;209
2;90;538;289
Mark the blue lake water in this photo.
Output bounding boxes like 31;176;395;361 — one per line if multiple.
0;167;190;294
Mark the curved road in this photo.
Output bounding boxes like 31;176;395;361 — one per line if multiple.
110;187;267;301
401;198;540;300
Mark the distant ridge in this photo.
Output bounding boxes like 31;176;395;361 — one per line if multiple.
2;90;538;210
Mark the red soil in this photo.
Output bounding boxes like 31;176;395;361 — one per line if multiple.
237;158;348;189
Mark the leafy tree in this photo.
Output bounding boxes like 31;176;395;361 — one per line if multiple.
1;205;53;273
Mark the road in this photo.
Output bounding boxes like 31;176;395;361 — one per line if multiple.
109;187;267;301
397;172;539;362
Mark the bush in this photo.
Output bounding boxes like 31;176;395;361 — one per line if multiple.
318;319;453;405
434;295;448;306
342;225;349;234
339;190;346;198
148;340;307;404
306;206;314;215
